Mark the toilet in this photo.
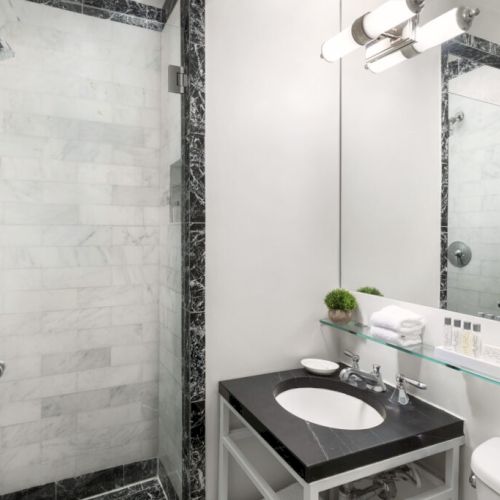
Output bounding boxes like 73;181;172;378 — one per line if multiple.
472;438;500;499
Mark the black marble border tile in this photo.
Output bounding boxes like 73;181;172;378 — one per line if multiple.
440;35;500;309
180;0;206;499
26;0;165;31
0;459;158;500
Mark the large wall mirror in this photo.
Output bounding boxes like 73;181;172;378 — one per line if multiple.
341;0;500;318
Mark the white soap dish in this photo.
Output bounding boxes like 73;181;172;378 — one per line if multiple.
300;358;339;376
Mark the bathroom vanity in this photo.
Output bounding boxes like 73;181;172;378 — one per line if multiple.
218;367;464;499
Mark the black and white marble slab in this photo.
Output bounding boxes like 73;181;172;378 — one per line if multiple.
0;459;158;500
440;35;500;309
179;0;206;498
26;0;165;31
220;368;464;482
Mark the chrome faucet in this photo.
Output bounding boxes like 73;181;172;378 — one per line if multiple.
390;374;427;405
340;350;387;393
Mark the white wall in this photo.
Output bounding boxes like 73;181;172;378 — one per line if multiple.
0;1;161;493
205;0;341;498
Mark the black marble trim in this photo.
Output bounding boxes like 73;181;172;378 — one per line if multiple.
180;0;206;499
26;0;165;31
440;35;500;309
0;459;158;500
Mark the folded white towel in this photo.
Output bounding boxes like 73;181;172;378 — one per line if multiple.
370;326;423;347
370;305;425;332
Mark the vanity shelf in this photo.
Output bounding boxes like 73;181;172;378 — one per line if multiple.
320;319;500;386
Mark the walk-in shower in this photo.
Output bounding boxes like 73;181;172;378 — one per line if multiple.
0;0;206;498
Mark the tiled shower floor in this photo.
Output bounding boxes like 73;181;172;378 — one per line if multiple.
90;480;167;500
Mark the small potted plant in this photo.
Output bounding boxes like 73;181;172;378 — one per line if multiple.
324;289;357;324
357;286;383;296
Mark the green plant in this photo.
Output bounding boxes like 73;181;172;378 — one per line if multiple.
357;286;383;297
324;289;357;311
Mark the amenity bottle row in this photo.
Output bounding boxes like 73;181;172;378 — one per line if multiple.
443;318;482;357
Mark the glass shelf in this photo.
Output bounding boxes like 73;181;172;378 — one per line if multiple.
320;318;500;386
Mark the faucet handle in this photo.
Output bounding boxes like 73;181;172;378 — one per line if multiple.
344;350;360;369
397;374;427;390
392;374;426;405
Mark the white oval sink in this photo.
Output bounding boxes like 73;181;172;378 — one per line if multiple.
275;387;384;430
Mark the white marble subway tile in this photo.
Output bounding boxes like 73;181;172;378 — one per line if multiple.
0;443;41;471
143;207;160;226
143;246;159;265
4;289;77;313
78;285;143;308
0;313;40;337
111;343;157;366
1;414;76;448
4;373;78;402
0;225;42;247
109;246;144;266
41;388;112;418
43;139;113;164
0;180;43;203
42;226;112;247
112;64;160;91
3;112;79;141
112;266;158;286
0;135;45;159
77;365;142;392
112;107;159;129
112;227;159;246
79;122;145;147
42;267;112;289
4;203;79;225
80;205;144;226
111;304;157;326
42;307;112;334
42;348;111;376
112;186;160;207
0;356;42;383
77;403;145;433
40;160;79;182
77;325;142;349
4;269;42;291
111;145;159;169
43;183;112;205
0;401;41;426
78;163;148;187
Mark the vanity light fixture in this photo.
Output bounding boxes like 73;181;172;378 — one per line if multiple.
367;7;480;73
321;1;480;74
321;0;425;62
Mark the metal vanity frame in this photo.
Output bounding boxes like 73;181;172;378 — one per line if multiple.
218;396;464;500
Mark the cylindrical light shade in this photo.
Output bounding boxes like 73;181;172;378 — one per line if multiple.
321;0;422;62
321;29;359;62
414;8;471;53
366;50;408;73
363;0;419;39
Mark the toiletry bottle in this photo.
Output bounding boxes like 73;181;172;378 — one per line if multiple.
472;323;482;358
452;319;462;352
443;317;452;349
462;321;472;356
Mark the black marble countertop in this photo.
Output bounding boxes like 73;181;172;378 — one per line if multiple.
219;367;464;483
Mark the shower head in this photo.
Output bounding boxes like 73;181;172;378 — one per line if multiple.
449;111;464;133
0;37;14;61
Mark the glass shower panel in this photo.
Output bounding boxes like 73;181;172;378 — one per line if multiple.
159;1;183;498
448;73;500;316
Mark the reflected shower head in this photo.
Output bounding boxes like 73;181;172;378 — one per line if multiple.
449;111;464;134
0;37;14;61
